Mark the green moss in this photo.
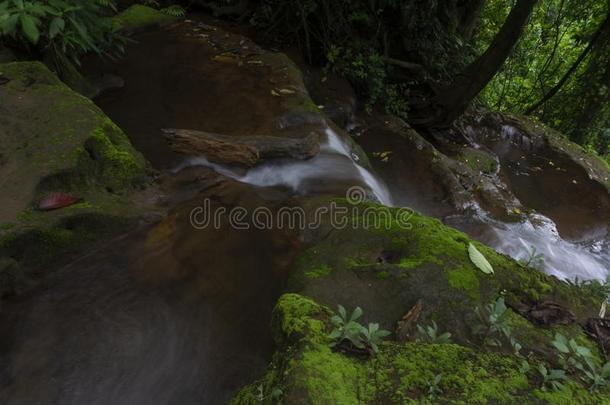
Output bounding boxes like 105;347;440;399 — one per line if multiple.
0;214;132;267
447;266;481;300
112;5;176;33
236;294;607;404
377;270;390;279
296;346;368;404
305;264;332;279
84;122;148;192
272;293;329;345
458;148;498;174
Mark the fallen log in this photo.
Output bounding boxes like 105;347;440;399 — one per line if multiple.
162;128;320;167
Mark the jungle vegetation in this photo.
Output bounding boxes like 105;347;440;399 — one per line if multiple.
1;0;609;157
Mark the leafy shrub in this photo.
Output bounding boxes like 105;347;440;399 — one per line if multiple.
416;320;452;344
326;45;409;118
552;333;610;392
0;0;123;69
537;364;568;392
473;297;522;355
328;304;390;355
565;275;610;303
518;245;545;269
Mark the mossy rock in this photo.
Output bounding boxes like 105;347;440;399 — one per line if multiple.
0;61;153;297
232;294;608;404
457;147;498;175
113;4;177;33
232;200;608;403
0;61;149;222
288;200;600;340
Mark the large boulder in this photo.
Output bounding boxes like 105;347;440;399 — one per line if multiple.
231;200;608;404
0;62;151;296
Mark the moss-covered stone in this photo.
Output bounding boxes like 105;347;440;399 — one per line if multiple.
233;293;608;404
0;61;153;297
0;61;149;223
232;199;608;403
286;200;599;342
457;147;498;174
113;5;177;33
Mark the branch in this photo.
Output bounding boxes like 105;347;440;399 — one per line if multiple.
525;12;610;115
382;57;425;74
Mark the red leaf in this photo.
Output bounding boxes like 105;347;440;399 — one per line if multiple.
38;193;81;211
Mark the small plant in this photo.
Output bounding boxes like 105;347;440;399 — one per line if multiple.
426;374;443;400
416;321;452;344
473;297;523;355
519;245;545;269
566;275;610;303
537;364;567;392
552;333;610;392
473;297;511;346
361;323;391;353
328;305;390;356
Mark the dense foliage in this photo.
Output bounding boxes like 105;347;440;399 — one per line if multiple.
478;0;610;156
217;0;608;154
0;0;123;69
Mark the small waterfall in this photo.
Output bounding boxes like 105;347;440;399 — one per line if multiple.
179;127;393;205
323;128;393;205
448;207;610;282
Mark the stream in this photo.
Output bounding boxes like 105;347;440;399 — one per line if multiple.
1;18;609;405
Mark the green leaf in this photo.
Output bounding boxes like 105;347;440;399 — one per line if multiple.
49;17;64;39
337;305;347;321
552;334;570;354
601;363;610;378
351;306;363;322
468;243;494;274
20;14;39;44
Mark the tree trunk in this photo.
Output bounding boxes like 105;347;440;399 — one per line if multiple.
413;0;538;128
163;129;320;167
457;0;487;40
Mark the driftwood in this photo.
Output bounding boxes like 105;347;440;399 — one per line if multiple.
163;128;320;167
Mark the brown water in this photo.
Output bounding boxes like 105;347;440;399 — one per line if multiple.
0;21;304;405
477;125;610;242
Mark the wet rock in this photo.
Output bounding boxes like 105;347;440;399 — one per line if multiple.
467;111;610;240
511;300;577;326
163;128;320;167
457;146;499;175
0;61;153;292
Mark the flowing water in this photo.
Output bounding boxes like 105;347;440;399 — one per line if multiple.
181;128;392;206
1;17;609;405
